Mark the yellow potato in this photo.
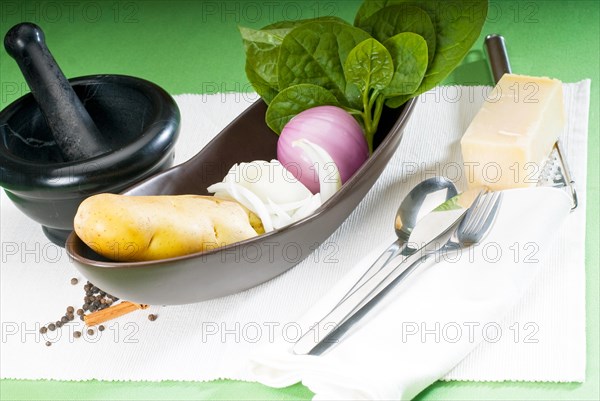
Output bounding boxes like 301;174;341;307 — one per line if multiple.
74;194;264;262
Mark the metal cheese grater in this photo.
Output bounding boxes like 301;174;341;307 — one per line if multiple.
484;34;578;210
539;141;578;209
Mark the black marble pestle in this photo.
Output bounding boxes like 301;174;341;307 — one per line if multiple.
4;23;111;161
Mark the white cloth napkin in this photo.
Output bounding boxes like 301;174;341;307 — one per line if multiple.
0;82;589;392
248;187;572;400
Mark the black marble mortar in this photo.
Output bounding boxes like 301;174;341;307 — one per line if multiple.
0;24;180;245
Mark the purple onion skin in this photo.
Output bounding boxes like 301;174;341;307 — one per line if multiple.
277;106;369;194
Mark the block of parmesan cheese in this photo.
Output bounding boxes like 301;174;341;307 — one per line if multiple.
460;73;564;190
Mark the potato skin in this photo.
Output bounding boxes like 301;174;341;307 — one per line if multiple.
74;194;261;262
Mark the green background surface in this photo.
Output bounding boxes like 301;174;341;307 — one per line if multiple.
0;0;598;400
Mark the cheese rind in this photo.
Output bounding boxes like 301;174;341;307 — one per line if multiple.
460;74;564;190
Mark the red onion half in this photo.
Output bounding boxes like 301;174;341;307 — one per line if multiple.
277;106;369;194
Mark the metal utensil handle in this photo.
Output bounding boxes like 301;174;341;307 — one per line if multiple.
306;250;432;356
336;239;404;306
484;34;512;81
293;212;465;356
292;250;420;355
484;34;578;210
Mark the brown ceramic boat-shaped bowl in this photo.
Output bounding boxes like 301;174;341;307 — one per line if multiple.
66;99;417;305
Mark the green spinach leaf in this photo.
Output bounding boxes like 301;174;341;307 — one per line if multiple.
344;38;394;94
244;62;279;103
355;0;488;105
240;17;351;104
356;5;436;64
354;0;390;27
343;38;396;152
265;84;340;134
383;32;428;96
261;16;350;32
277;21;371;107
239;26;283;103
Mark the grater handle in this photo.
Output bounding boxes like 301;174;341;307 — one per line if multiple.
555;141;578;209
484;34;512;83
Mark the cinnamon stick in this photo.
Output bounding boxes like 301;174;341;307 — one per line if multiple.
84;301;148;326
